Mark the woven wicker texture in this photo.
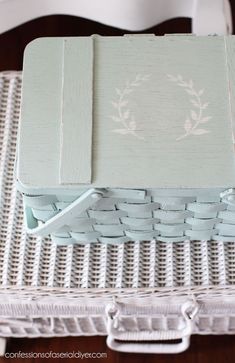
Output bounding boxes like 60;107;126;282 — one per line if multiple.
24;189;235;244
1;71;235;291
0;315;235;338
2;72;235;340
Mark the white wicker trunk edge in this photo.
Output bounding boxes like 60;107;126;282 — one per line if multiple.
1;289;235;354
1;71;235;353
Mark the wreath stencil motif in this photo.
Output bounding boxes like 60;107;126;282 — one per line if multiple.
167;74;212;141
110;74;150;140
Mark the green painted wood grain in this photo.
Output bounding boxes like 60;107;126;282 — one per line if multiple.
59;37;93;185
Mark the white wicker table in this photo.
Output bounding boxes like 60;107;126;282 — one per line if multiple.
1;71;235;353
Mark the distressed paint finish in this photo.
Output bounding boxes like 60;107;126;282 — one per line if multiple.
17;35;235;193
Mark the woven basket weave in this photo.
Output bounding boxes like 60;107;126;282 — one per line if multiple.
23;188;235;245
2;72;235;353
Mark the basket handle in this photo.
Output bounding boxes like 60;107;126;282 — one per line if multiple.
25;188;105;237
106;335;190;354
106;300;198;354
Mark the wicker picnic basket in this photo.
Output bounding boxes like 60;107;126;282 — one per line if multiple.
16;35;235;246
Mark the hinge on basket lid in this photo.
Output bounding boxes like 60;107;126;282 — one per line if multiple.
59;37;93;185
220;188;235;205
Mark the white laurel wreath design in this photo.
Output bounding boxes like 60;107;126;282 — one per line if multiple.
110;74;150;140
167;74;212;141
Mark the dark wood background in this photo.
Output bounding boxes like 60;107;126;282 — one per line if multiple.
4;334;235;362
1;3;235;362
0;16;193;71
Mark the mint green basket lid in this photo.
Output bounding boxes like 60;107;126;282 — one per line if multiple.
17;35;235;194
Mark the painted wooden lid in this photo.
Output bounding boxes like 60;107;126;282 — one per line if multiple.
17;35;235;193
